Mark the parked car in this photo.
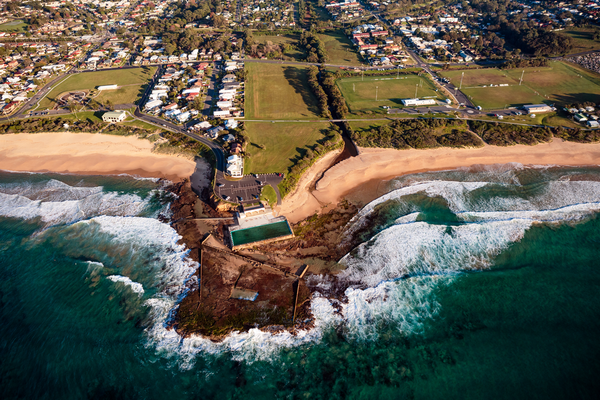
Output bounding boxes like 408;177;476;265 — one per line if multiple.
216;182;224;187
223;195;230;201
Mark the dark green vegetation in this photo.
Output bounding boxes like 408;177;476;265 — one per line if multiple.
350;119;484;149
231;221;292;247
321;69;349;119
299;31;327;63
307;66;332;118
0;116;153;137
156;131;216;165
277;126;344;198
469;120;553;146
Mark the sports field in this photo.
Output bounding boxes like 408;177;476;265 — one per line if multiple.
440;62;600;109
0;20;27;32
318;31;363;66
39;67;156;109
245;63;321;119
505;61;600;105
244;122;329;174
337;74;442;112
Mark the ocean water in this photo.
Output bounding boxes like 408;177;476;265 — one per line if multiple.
1;165;600;399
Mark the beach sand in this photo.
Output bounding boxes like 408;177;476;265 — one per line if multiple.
0;132;196;181
281;139;600;222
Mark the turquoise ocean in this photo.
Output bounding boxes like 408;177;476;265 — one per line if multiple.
1;165;600;399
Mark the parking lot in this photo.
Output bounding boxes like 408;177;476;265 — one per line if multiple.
215;173;283;205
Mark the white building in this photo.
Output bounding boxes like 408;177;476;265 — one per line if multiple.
102;111;127;123
522;104;553;114
97;84;118;91
226;154;243;177
401;98;437;106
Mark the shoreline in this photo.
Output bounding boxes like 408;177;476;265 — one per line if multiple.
282;139;600;222
0;132;196;182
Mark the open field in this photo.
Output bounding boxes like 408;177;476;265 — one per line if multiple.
337;74;442;113
254;34;306;61
440;62;600;109
245;63;321;119
39;67;156;109
562;28;600;54
505;61;600;105
0;20;27;32
94;85;146;105
318;30;364;66
244;122;329;174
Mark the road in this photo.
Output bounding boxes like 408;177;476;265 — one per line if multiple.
134;65;284;205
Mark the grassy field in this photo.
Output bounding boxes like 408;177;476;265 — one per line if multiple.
440;62;600;109
318;31;364;66
0;20;27;32
245;63;321;119
505;61;600;105
95;85;146;105
254;34;306;61
39;67;156;109
337;74;442;113
244;122;329;174
259;185;277;207
562;28;600;54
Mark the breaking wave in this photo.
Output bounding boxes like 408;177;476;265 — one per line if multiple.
0;179;152;227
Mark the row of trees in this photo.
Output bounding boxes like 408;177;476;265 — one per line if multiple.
300;31;327;63
306;66;331;118
320;69;348;118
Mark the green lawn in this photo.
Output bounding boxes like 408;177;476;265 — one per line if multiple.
440;62;600;109
254;34;306;61
505;61;600;105
337;74;443;113
245;63;321;119
39;67;156;109
260;185;277;207
244;122;329;174
318;31;364;66
0;20;27;32
440;68;514;87
95;85;147;105
563;28;600;54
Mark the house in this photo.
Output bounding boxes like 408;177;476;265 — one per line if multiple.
587;120;599;128
190;121;212;131
102;111;127;123
222;133;235;142
207;126;224;138
522;104;553;114
231;142;242;153
226;154;243;177
225;119;238;129
574;113;588;122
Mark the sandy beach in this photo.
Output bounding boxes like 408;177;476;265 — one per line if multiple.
281;139;600;222
0;132;196;181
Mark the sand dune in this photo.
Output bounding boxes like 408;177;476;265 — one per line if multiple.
0;132;196;181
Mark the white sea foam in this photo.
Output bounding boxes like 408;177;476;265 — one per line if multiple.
143;294;343;366
108;275;145;295
83;216;198;295
0;179;150;226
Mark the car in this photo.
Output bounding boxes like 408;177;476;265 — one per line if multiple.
253;174;258;178
216;182;224;187
237;196;243;202
223;195;230;201
277;173;283;177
